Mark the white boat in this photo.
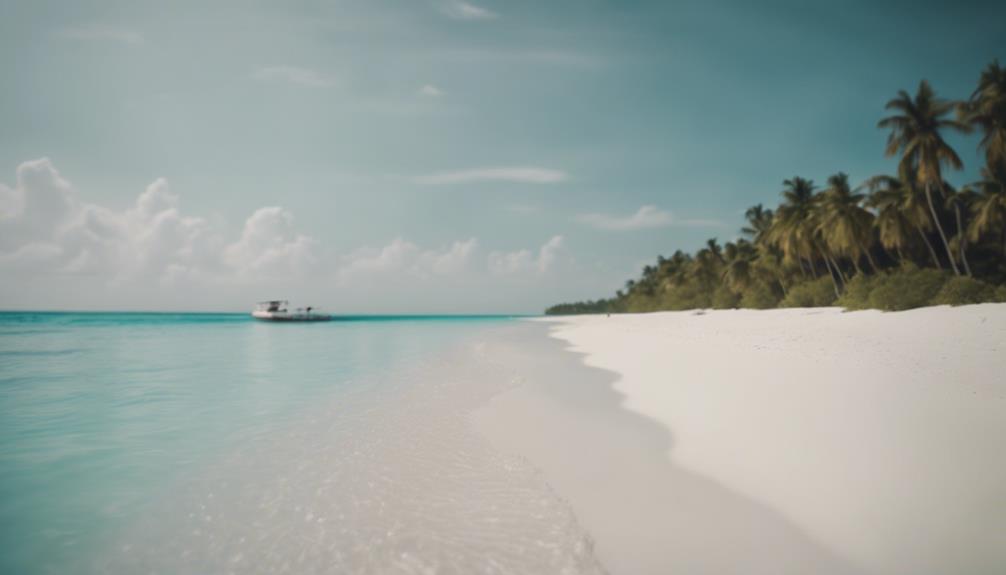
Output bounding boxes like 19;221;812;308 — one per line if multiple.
252;300;332;322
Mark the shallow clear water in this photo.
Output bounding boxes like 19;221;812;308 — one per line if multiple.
0;313;605;574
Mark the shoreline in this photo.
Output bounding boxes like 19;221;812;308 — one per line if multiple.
9;310;1002;573
471;319;862;574
472;305;1006;574
92;321;608;575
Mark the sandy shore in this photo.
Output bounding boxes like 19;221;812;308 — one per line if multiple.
472;305;1006;575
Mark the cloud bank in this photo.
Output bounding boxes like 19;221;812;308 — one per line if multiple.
337;238;478;282
0;158;315;284
488;236;563;275
0;159;581;312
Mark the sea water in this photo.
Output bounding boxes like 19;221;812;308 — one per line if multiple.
0;313;604;574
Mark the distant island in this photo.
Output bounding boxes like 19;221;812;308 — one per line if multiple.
547;60;1006;315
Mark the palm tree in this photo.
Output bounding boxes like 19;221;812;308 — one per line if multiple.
960;60;1006;168
865;180;913;265
968;161;1006;257
721;240;757;292
636;264;660;296
768;177;818;277
769;177;844;295
816;172;878;273
690;239;724;289
741;204;791;296
751;249;791;297
943;183;975;276
864;168;943;268
660;251;692;290
879;80;970;275
742;204;774;246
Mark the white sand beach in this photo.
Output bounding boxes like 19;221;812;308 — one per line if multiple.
473;305;1006;575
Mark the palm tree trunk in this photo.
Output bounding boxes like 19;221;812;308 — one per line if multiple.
820;253;841;297
916;224;941;269
895;245;905;265
862;247;879;273
925;183;960;275
850;256;862;275
830;254;848;284
952;202;972;276
816;243;843;296
818;242;847;285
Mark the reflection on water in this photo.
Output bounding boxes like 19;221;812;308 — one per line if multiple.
0;314;602;574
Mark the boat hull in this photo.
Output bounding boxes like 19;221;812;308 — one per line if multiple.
251;311;332;322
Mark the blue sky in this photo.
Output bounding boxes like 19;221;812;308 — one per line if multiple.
1;0;1003;312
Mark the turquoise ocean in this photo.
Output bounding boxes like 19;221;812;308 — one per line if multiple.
0;312;585;574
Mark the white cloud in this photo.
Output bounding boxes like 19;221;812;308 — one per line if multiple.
0;181;17;217
576;205;724;231
224;207;317;278
440;1;498;20
0;158;317;285
56;24;143;44
422;238;478;274
115;179;217;279
338;238;478;282
1;159;594;312
253;66;335;87
0;158;77;239
488;235;564;275
537;235;564;273
419;84;445;97
414;167;568;185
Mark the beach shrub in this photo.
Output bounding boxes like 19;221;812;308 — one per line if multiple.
624;292;662;313
836;273;880;310
739;282;780;309
997;285;1006;303
661;284;711;310
930;276;999;306
779;276;837;308
711;285;741;309
867;266;949;311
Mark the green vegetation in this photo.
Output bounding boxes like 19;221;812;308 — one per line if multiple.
931;276;1001;306
778;277;836;308
862;266;950;311
546;61;1006;315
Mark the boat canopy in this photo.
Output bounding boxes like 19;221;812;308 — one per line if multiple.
255;300;288;312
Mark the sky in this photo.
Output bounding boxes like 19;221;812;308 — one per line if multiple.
1;0;1004;312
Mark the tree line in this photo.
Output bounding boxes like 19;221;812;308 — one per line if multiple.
547;61;1006;315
